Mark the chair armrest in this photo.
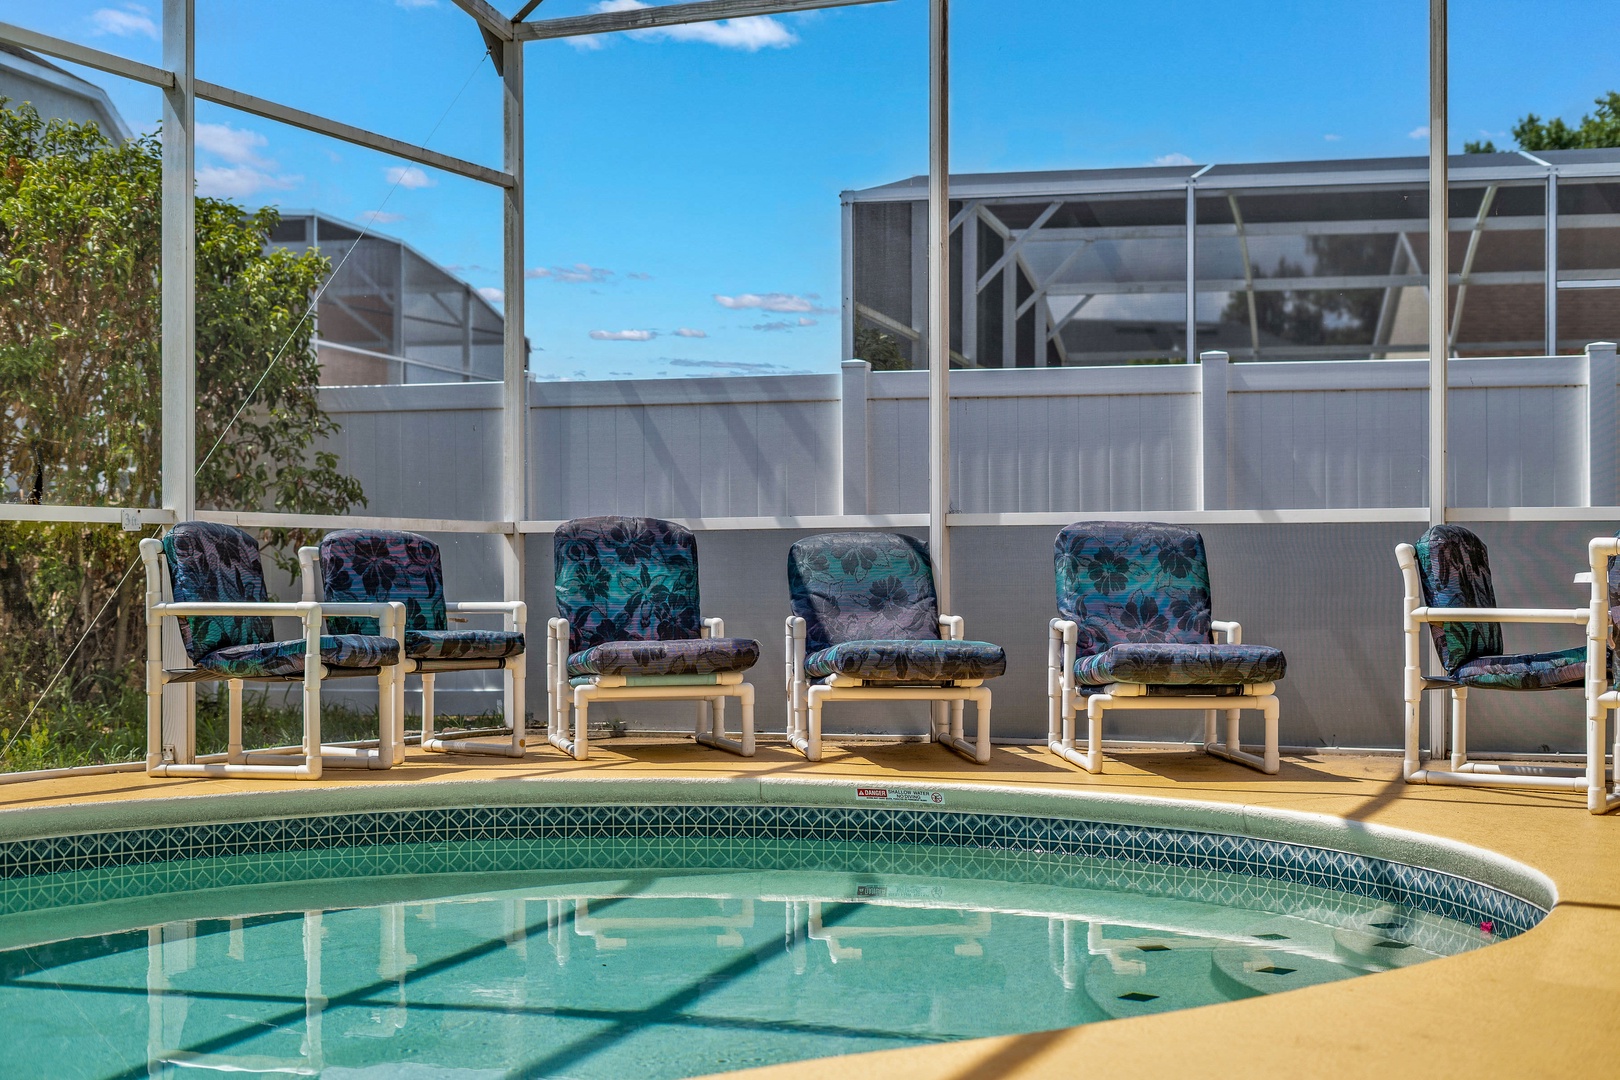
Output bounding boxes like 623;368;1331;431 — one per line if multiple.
447;600;528;633
785;615;807;683
1211;619;1242;644
703;617;725;639
1410;606;1590;625
155;601;318;619
1049;619;1077;691
938;615;964;640
298;546;320;603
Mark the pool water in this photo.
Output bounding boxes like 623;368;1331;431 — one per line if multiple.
0;836;1492;1079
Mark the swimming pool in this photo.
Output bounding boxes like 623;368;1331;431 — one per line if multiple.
0;786;1550;1079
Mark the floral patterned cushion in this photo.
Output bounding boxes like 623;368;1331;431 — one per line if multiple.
1413;524;1503;674
162;522;275;663
788;532;940;653
555;517;703;652
1073;642;1286;687
321;530;446;636
804;639;1006;683
406;630;525;661
1054;522;1213;660
1451;647;1586;691
567;637;760;678
196;634;400;679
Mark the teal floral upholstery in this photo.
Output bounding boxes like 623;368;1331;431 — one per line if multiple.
1055;522;1284;689
320;530;446;635
555;516;759;679
1450;647;1586;691
568;637;760;678
320;530;524;660
555;517;704;652
197;635;400;679
162;522;275;663
788;532;940;652
406;630;524;662
1413;525;1503;673
805;639;1006;683
1074;642;1286;686
163;522;398;679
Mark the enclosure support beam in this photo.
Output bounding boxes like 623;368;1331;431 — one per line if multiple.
500;38;528;649
516;0;889;41
1426;0;1449;763
1427;0;1448;530
927;0;950;606
161;0;196;764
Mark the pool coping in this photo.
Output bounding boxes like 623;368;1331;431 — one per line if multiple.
0;774;1556;916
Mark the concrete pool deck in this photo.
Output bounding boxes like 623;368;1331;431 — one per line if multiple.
0;739;1614;1078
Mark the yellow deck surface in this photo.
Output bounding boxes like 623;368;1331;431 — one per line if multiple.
2;739;1616;1078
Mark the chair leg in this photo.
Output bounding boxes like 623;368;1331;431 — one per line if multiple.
1082;697;1105;773
805;685;828;761
1451;687;1468;771
421;674;437;745
1203;709;1218;753
508;653;526;757
569;684;593;761
227;680;244;764
1225;708;1241;756
973;687;991;763
739;682;756;757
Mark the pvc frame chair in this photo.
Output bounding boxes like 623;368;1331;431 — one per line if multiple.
1047;522;1282;775
547;517;757;761
140;532;404;780
1048;619;1279;775
299;536;527;761
785;613;992;763
1396;531;1620;814
547;613;757;761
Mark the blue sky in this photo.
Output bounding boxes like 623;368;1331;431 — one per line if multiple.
5;0;1620;380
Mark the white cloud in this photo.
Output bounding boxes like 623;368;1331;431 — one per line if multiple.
529;262;613;284
1323;134;1343;142
477;287;504;304
751;320;796;332
1409;125;1430;140
590;329;655;341
90;4;158;40
673;327;707;338
196;123;271;167
714;292;831;314
626;271;653;281
395;0;438;7
797;317;816;326
358;210;405;225
668;358;793;373
196;165;301;200
1153;152;1194;167
593;0;797;50
385;165;436;189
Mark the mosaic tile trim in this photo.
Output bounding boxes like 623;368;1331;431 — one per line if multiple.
0;805;1547;938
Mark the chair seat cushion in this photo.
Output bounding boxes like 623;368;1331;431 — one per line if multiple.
1074;642;1286;686
197;635;399;679
405;629;525;661
805;639;1007;683
567;637;760;678
1451;647;1586;691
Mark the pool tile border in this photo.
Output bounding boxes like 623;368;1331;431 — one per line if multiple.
0;805;1546;937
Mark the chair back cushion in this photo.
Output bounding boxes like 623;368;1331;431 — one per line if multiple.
161;522;273;663
1413;524;1503;672
320;530;447;635
788;532;939;653
554;516;703;651
1054;522;1213;658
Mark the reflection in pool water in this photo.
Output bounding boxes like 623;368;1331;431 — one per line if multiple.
0;837;1491;1079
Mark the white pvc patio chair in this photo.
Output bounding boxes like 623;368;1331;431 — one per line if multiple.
141;521;403;779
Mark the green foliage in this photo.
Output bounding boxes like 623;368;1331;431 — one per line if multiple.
0;100;365;763
854;324;910;370
1465;91;1620;153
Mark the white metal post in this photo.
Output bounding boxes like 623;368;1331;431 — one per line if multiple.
160;0;196;763
501;36;528;742
1547;171;1559;354
927;0;951;742
1426;0;1450;760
